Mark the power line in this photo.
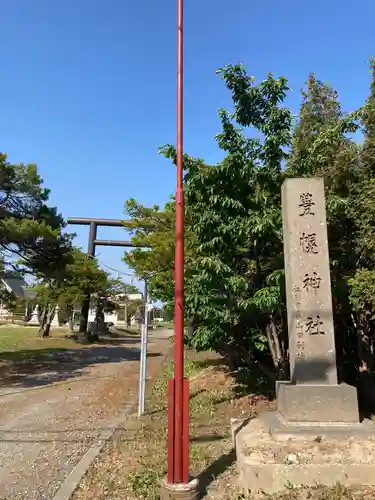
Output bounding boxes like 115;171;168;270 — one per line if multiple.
96;259;157;282
96;259;136;278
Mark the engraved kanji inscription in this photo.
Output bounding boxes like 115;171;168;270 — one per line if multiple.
303;272;322;292
305;315;325;336
296;320;304;338
300;232;318;254
299;192;315;216
296;340;305;350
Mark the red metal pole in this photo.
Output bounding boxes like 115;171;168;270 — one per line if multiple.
167;379;175;483
171;0;185;484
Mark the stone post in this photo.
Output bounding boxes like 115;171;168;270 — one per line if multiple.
28;306;40;325
277;178;359;424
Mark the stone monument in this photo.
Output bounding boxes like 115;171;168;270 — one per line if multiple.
235;178;375;494
51;306;60;327
276;177;359;427
28;306;40;325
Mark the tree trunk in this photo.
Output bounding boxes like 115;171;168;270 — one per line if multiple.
38;305;47;338
265;314;287;380
217;340;238;371
39;304;56;338
187;316;195;340
79;293;90;333
67;305;74;333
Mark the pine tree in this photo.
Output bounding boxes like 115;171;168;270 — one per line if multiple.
291;73;342;164
0;153;72;277
288;73;359;192
360;58;375;178
346;60;375;406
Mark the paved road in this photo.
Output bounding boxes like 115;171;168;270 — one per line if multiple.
0;330;171;500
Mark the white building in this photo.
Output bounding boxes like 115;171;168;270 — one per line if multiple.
0;275;29;321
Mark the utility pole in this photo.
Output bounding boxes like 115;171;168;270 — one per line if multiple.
138;278;148;416
124;301;128;328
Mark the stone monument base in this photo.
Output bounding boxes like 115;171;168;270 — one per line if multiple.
235;413;375;494
28;315;39;325
28;320;40;326
277;382;360;424
263;410;375;441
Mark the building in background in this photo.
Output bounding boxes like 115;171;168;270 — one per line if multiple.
0;274;29;321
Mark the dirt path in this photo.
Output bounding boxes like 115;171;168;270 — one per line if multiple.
0;330;171;500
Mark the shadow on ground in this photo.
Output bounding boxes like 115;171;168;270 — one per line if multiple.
197;448;236;498
194;356;276;401
0;334;161;392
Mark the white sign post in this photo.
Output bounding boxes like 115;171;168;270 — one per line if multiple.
138;280;149;416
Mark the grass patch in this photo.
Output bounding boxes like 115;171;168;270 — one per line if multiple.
125;351;231;499
0;326;80;356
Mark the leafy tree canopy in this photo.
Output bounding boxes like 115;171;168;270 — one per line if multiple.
123;59;375;384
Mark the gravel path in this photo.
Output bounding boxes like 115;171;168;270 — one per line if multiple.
0;330;171;500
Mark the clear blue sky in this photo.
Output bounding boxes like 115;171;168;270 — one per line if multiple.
1;0;374;283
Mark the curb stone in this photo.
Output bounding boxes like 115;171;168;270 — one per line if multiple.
52;401;136;500
53;346;172;500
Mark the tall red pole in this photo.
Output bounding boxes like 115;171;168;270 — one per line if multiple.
168;0;187;485
174;0;184;481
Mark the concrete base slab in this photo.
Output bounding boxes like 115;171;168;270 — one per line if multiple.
277;383;359;423
159;477;199;500
263;411;375;442
235;413;375;494
28;319;40;325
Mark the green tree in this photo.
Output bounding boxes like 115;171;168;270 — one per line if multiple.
0;153;73;277
178;66;292;374
122;156;204;321
92;278;141;328
351;59;375;262
126;65;293;374
286;73;362;376
35;249;110;337
360;58;375;179
122;198;176;308
285;62;375;412
345;60;375;402
123;60;375;397
107;281;141;327
288;74;343;176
